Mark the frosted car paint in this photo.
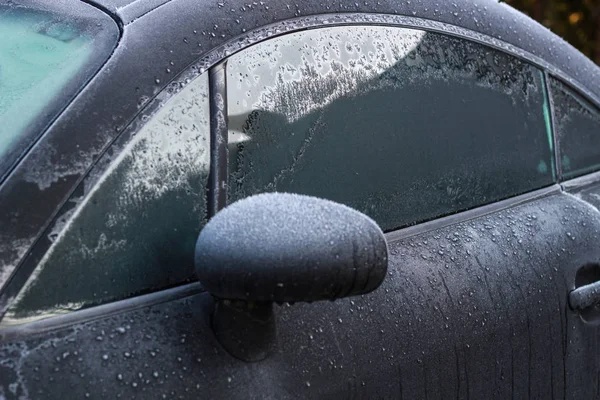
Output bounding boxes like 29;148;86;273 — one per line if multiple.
2;0;600;398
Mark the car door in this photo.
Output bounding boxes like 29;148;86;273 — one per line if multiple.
2;10;600;400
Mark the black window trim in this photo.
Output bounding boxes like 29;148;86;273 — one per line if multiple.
545;70;563;182
208;62;229;215
0;12;592;328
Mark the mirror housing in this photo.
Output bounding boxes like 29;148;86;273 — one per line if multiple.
195;192;388;303
195;192;388;361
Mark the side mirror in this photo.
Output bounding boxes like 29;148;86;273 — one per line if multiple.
195;193;388;361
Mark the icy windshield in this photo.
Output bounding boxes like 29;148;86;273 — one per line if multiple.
0;2;118;179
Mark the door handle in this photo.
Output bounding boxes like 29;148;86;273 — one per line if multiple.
569;280;600;310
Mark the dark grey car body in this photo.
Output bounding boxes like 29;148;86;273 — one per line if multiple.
2;0;600;398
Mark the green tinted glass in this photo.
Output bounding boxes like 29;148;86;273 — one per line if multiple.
0;5;99;172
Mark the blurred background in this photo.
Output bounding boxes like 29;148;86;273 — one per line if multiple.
506;0;600;64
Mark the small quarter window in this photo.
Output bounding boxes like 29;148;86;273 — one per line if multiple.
3;74;211;325
549;77;600;179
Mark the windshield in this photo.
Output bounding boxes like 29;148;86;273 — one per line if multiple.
0;1;119;180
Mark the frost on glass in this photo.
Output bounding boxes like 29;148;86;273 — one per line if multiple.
3;74;211;325
227;26;553;231
550;78;600;179
0;5;94;160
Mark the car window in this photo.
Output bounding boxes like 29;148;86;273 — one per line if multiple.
227;26;555;231
0;0;119;181
549;77;600;179
2;73;211;325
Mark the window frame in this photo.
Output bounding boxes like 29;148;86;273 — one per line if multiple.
1;13;596;328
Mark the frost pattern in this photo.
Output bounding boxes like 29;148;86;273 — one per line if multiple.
3;74;211;325
229;27;539;126
227;25;552;231
0;237;34;293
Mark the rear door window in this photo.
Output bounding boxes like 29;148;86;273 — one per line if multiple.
227;26;555;231
549;77;600;179
0;0;119;180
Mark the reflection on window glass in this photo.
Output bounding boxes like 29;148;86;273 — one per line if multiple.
227;26;554;231
0;4;103;172
3;74;211;325
550;78;600;179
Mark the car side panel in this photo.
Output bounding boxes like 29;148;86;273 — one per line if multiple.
3;0;600;299
1;192;597;399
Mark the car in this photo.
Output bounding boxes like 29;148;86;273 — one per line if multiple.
2;0;600;398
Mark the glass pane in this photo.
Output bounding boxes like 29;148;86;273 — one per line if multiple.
550;78;600;179
0;2;118;178
2;74;211;325
227;26;554;231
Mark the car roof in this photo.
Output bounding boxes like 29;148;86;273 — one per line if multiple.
89;0;600;103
